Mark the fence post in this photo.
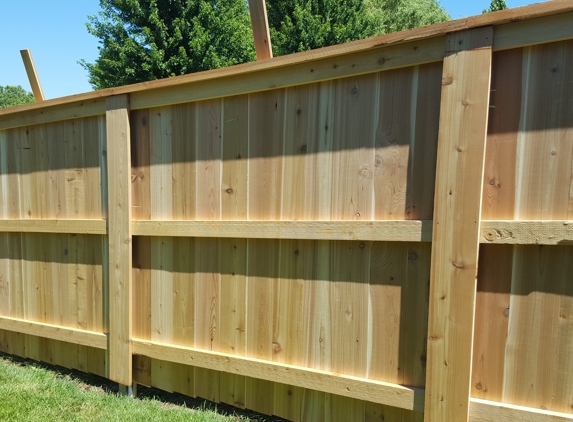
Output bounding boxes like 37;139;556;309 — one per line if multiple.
106;94;133;387
248;0;273;60
20;49;45;102
424;27;493;421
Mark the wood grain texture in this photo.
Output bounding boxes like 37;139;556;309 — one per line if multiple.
132;338;425;411
481;49;521;221
493;11;573;52
0;315;107;349
19;49;45;102
148;105;177;394
477;37;573;416
132;220;432;241
323;72;374;420
480;221;573;245
0;219;106;234
470;398;573;422
194;99;223;403
244;89;284;412
471;245;512;402
424;27;493;422
106;94;133;385
220;95;249;409
0;118;104;220
248;0;273;60
130;109;153;388
0;102;106;131
513;40;573;220
502;245;573;414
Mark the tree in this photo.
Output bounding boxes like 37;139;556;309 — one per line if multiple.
83;0;451;89
0;85;35;109
266;0;450;57
81;0;256;89
483;0;508;13
364;0;450;35
266;0;375;57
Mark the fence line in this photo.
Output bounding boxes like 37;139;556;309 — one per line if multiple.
1;4;573;421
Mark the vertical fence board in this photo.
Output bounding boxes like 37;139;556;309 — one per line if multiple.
424;27;493;422
131;108;153;386
471;245;512;402
219;95;249;409
514;41;573;220
106;94;133;386
149;105;177;393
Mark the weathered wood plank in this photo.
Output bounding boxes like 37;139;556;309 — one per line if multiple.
424;27;493;422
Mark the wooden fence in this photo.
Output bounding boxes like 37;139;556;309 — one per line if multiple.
1;2;573;421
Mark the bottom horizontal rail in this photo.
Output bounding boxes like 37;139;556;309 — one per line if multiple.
0;315;108;350
132;338;425;412
470;398;573;422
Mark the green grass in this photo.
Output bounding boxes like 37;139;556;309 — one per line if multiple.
0;355;277;422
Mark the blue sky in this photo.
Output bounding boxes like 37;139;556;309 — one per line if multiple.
0;0;541;100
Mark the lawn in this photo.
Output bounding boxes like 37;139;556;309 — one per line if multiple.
0;354;279;422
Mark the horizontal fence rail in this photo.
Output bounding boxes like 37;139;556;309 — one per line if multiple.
2;219;573;245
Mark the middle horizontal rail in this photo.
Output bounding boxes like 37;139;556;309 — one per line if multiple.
1;219;572;244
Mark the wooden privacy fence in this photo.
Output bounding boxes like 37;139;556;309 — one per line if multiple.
1;3;573;421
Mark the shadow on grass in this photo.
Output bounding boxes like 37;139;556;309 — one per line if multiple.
0;352;288;422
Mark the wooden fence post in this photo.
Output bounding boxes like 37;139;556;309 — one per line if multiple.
424;27;493;421
248;0;273;60
106;94;133;387
20;49;45;102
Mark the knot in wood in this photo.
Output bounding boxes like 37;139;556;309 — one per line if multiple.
358;167;372;179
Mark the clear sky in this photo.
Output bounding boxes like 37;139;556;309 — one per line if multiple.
0;0;542;100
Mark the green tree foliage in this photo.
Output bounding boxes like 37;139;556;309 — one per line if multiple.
265;0;374;57
266;0;450;57
0;85;35;109
83;0;451;89
483;0;508;13
81;0;256;89
364;0;450;35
